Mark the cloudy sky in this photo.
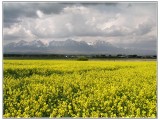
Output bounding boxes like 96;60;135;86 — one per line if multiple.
3;2;157;50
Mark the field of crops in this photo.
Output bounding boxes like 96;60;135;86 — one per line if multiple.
3;60;157;118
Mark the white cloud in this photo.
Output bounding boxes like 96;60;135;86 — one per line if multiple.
36;10;44;18
3;23;36;40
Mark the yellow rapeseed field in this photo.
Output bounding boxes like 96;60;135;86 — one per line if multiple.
3;60;157;118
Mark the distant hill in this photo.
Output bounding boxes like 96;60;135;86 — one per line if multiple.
3;39;156;55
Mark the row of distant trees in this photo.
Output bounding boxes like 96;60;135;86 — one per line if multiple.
92;54;157;59
3;54;157;60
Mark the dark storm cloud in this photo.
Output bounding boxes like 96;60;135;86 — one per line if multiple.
3;3;36;27
34;3;68;14
3;2;71;27
3;18;21;28
80;2;118;6
3;2;119;28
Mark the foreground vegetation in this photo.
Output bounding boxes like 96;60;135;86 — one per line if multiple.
3;60;157;118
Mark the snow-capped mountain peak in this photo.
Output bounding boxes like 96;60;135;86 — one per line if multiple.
29;40;45;47
87;42;94;46
16;40;29;46
3;39;156;55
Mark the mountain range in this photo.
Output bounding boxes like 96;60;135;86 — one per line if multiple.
3;39;156;55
